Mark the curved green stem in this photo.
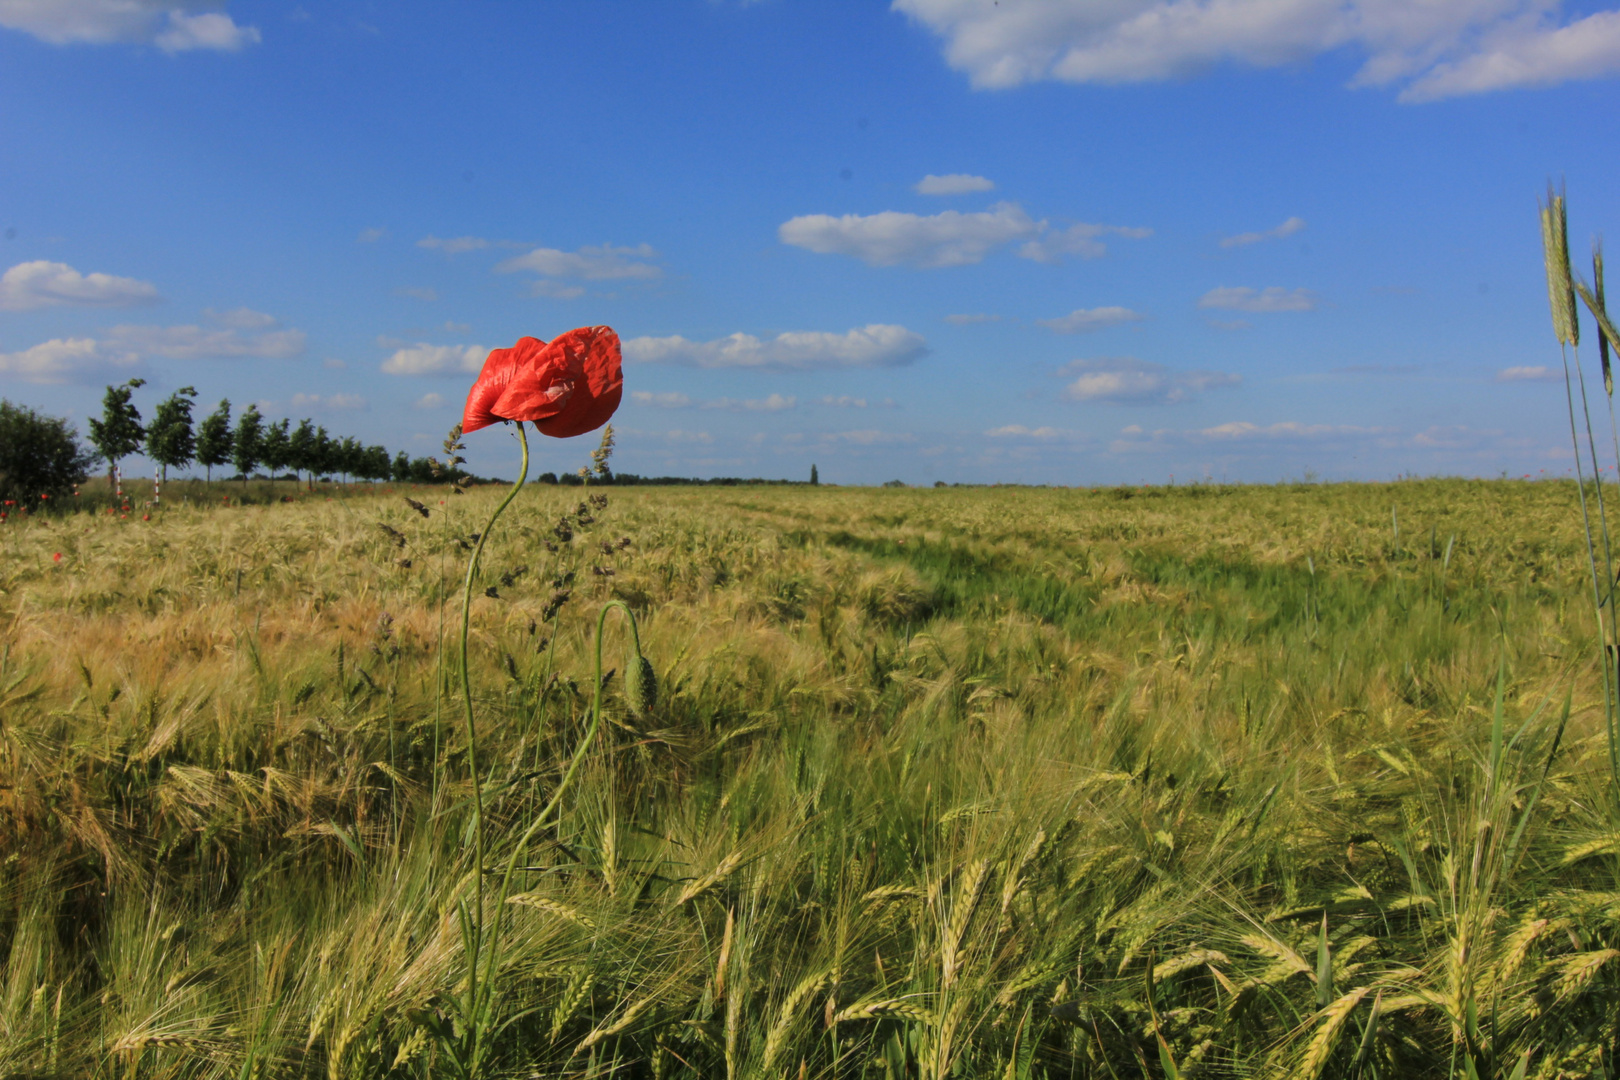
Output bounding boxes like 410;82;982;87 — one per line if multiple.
484;601;639;989
456;420;528;1055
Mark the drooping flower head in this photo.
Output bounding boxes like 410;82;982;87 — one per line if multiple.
462;326;623;437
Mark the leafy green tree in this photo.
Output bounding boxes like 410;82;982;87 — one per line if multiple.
312;426;334;481
0;399;95;507
145;386;198;483
194;399;233;483
392;450;412;483
810;463;819;486
337;436;363;483
260;419;291;486
232;405;264;483
86;378;146;487
289;419;317;487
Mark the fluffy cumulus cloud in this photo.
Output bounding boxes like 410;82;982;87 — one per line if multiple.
0;337;137;383
103;318;306;360
0;260;159;310
915;173;996;195
1220;216;1306;248
1037;305;1144;333
892;0;1620;101
1199;286;1319;312
495;243;661;297
0;1;260;51
381;343;485;376
624;324;928;371
1059;357;1240;404
780;202;1148;268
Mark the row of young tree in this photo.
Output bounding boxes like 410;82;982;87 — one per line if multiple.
86;379;455;488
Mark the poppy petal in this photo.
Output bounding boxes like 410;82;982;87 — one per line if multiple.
533;326;623;439
463;338;544;433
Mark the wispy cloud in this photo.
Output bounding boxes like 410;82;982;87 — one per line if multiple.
914;173;995;195
1220;216;1306;248
624;324;927;370
495;243;662;294
1497;365;1560;382
0;337;138;384
357;227;388;243
104;320;306;360
288;392;367;412
417;235;489;254
1018;222;1151;264
1198;286;1319;313
1037;305;1144;333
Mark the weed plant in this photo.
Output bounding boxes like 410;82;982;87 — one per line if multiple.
1;477;1619;1077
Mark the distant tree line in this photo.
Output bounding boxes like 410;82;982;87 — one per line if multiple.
82;380;477;487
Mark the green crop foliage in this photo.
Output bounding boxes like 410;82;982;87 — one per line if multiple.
1;478;1617;1078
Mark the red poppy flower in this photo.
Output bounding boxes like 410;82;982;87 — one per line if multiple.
462;326;622;438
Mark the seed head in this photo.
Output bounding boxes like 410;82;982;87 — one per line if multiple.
625;654;658;721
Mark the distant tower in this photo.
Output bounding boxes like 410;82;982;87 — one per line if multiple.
810;463;819;486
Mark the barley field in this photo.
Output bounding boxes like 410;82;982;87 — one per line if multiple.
2;478;1618;1079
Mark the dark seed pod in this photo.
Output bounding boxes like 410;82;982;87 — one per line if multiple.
625;654;658;721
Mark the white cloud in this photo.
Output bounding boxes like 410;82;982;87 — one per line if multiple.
414;392;446;409
1018;222;1151;263
1110;419;1388;453
323;358;347;369
1037;305;1144;333
631;391;694;408
702;394;797;412
103;322;306;360
0;260;159;310
288;392;367;412
820;395;870;408
779;202;1037;267
443;320;471;334
154;10;257;52
0;337;137;384
944;313;1000;324
892;0;1620;101
1220;216;1306;248
986;424;1063;438
915;173;996;195
624;324;928;371
203;306;276;329
0;2;260;51
1059;357;1240;404
357;227;387;243
780;203;1148;267
380;343;485;376
495;242;661;284
417;235;489;254
528;280;587;300
819;430;917;446
395;287;438;301
1497;365;1560;382
1199;286;1319;312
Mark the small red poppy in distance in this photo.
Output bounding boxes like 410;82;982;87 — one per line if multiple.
462;326;623;437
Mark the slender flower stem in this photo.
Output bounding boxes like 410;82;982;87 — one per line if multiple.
457;420;529;1053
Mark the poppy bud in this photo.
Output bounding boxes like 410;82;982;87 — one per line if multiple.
625;653;658;722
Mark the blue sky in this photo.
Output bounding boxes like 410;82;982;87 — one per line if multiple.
3;0;1620;485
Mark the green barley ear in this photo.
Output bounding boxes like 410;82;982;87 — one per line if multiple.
1542;185;1578;346
1598;240;1611;395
